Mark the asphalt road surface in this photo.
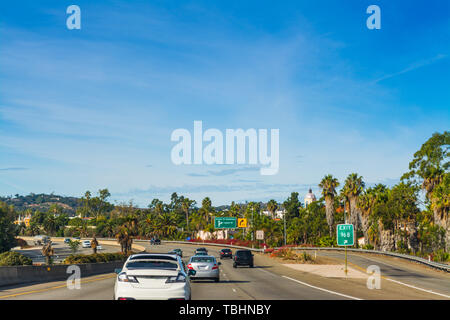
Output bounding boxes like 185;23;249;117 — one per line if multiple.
1;243;449;300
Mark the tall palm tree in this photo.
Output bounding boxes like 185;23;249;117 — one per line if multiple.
319;174;340;236
267;200;278;219
341;173;365;233
358;184;388;245
201;197;213;224
157;212;178;238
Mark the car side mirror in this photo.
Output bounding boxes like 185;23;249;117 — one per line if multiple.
114;268;122;274
188;270;196;276
218;262;222;265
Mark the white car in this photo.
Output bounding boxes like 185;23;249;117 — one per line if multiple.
113;253;194;300
81;240;91;248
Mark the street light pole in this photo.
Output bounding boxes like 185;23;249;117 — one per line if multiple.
252;206;255;248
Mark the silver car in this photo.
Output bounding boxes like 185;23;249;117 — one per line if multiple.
187;255;221;282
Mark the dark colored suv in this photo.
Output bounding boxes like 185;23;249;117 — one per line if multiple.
233;250;254;268
220;248;232;259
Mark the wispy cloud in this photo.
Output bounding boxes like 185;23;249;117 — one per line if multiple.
0;167;28;171
373;54;447;83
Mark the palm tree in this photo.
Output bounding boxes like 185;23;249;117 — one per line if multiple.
358;184;388;245
43;214;57;236
267;200;278;219
201;197;213;223
182;198;196;232
319;174;340;236
341;173;365;234
157;212;178;238
116;225;132;255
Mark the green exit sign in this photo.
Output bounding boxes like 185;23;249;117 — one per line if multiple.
337;224;354;246
214;217;237;229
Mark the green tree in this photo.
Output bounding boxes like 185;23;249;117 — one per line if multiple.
181;198;196;232
402;131;449;250
266;200;278;219
0;202;18;253
341;173;365;233
68;239;81;254
282;192;301;221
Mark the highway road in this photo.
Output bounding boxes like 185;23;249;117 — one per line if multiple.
1;243;449;300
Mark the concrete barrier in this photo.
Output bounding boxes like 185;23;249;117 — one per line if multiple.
0;261;124;287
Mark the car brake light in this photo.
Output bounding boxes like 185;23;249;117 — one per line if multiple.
117;272;139;283
212;264;218;270
166;273;187;283
187;264;193;270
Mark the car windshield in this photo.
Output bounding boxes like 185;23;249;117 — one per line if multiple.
126;261;178;270
191;257;215;263
236;251;251;257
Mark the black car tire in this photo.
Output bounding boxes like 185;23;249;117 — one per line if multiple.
215;278;220;283
233;263;237;268
250;264;254;268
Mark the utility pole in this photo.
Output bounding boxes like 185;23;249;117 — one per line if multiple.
251;206;255;248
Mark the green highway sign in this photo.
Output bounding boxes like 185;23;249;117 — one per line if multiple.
214;217;237;229
337;224;354;246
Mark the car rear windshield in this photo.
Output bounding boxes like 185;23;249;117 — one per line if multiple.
191;257;215;263
236;251;252;257
222;249;231;252
129;255;177;261
126;261;178;270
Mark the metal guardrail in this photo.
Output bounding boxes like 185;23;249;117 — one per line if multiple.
270;247;450;272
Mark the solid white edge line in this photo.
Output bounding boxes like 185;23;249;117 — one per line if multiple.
282;276;363;300
384;278;450;299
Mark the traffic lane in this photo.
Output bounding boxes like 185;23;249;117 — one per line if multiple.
313;251;450;296
0;273;116;300
147;244;351;300
160;243;448;300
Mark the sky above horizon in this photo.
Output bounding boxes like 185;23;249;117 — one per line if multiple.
0;0;449;207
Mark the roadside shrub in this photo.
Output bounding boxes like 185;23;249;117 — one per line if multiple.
62;252;127;264
15;238;30;249
0;251;33;266
299;251;312;262
318;235;336;247
362;244;374;250
432;249;450;263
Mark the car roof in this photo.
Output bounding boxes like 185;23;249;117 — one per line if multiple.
128;253;178;261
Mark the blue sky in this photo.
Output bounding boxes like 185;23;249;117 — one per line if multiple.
0;0;449;206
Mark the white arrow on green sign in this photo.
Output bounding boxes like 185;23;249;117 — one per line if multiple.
214;217;237;229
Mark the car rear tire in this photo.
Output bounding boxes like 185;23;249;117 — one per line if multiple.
215;278;220;283
233;263;237;268
250;264;254;268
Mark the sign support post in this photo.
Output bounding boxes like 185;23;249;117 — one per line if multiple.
337;223;354;277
